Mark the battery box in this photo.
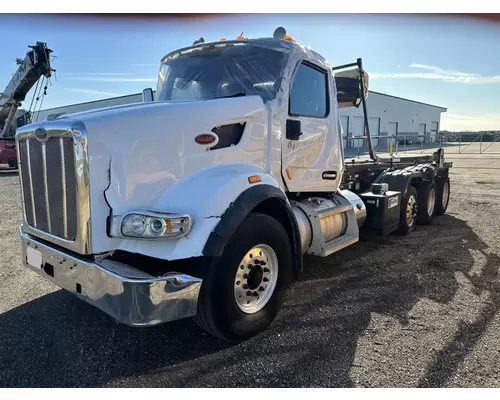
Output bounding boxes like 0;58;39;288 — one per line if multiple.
359;190;401;235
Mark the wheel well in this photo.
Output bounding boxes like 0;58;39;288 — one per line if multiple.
410;174;435;190
252;197;303;278
409;176;424;191
253;198;293;246
202;185;303;278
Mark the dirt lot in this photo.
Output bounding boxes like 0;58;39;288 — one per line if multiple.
0;150;499;388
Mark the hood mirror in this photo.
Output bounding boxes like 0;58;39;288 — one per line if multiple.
142;88;154;102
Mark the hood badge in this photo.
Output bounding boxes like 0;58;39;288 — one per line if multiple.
34;127;49;142
195;133;218;146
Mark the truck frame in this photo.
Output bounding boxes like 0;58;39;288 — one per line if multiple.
14;28;452;343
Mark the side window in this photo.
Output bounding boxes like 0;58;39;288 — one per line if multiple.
289;62;329;118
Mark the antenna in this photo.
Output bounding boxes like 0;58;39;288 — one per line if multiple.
273;27;286;39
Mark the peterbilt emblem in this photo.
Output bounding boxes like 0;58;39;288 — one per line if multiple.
34;127;49;142
195;133;218;146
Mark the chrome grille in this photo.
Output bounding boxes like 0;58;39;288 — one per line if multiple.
18;136;78;241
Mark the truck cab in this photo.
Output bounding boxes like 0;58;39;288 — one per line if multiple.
150;34;348;194
14;28;451;342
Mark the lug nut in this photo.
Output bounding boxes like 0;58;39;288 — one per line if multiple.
236;281;241;285
253;291;259;296
243;284;248;289
263;277;269;282
254;259;261;265
247;291;253;296
259;286;265;291
261;261;267;266
263;267;270;273
243;274;248;279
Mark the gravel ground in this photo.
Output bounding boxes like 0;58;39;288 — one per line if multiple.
0;152;499;388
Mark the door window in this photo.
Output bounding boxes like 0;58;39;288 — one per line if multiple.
289;62;329;118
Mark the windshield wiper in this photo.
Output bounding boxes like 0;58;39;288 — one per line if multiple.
214;92;246;99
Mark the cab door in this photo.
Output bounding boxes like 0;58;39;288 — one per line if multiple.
281;60;343;192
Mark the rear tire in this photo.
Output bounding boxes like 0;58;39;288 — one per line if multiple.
396;185;418;235
435;177;450;216
193;212;294;343
416;181;437;225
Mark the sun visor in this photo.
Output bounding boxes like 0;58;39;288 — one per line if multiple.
334;68;369;108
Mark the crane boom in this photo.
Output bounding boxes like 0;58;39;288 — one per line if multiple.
0;41;54;137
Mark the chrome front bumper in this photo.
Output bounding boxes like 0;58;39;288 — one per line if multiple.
20;228;202;326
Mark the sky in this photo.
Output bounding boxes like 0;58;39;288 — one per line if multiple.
1;13;499;131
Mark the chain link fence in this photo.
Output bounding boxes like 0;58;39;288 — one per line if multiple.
343;132;500;159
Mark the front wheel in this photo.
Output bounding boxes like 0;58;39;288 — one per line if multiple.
194;212;294;343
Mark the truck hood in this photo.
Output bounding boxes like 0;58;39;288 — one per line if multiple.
67;96;268;251
54;100;159;121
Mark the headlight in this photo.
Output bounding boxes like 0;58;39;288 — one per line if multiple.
110;211;192;239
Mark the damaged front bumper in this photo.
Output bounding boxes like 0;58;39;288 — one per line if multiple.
19;227;202;326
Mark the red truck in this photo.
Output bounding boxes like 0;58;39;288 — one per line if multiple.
0;138;17;169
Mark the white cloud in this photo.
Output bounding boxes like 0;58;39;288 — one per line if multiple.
371;63;500;84
64;88;122;97
441;113;500;131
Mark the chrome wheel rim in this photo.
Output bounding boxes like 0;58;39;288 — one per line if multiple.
234;244;278;314
442;182;449;209
406;194;417;226
427;188;436;216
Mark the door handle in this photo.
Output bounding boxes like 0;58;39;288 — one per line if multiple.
322;171;337;180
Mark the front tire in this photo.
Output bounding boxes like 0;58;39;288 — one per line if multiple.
194;212;294;343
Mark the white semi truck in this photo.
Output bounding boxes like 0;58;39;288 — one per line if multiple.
15;28;452;342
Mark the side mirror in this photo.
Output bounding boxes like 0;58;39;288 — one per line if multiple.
286;119;302;141
142;88;154;102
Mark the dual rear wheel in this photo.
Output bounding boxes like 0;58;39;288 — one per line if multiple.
397;177;450;235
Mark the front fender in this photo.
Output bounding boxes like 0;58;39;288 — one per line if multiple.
129;164;284;261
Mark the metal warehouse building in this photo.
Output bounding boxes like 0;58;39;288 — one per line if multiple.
338;91;447;151
36;91;447;152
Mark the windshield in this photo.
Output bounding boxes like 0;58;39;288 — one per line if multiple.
156;43;288;103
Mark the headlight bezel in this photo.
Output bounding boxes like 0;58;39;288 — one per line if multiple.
109;211;192;239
